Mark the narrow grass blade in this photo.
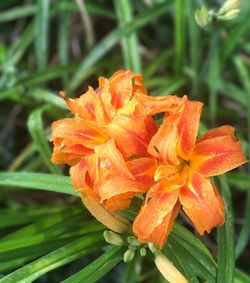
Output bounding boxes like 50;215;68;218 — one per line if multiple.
69;1;171;91
0;235;104;283
234;56;250;258
27;106;61;174
0;172;78;196
217;175;235;283
0;5;36;23
62;246;124;283
174;0;185;75
35;0;50;70
114;0;141;73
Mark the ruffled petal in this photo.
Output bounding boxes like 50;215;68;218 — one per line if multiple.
61;88;96;121
94;139;133;178
148;119;179;165
177;99;203;160
190;134;247;177
70;160;129;233
133;181;179;247
106;114;154;158
196;125;235;143
135;92;183;116
144;202;181;248
51;118;108;149
96;157;157;210
179;172;224;235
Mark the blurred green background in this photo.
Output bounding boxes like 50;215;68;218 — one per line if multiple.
0;0;250;282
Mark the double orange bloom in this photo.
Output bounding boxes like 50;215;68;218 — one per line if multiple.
51;70;247;248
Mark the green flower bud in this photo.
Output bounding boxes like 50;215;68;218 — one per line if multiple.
140;247;147;257
123;249;135;263
103;230;125;246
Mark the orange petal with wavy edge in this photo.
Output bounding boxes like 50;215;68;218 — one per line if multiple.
106;114;153;159
179;172;224;235
94;139;133;179
96;158;157;210
70;160;129;233
196;125;235;143
177;99;203;160
144;202;181;248
60;88;96;121
51;141;92;165
101;70;146;110
190;135;247;177
51;118;108;149
135;92;183;116
133;181;179;245
148;119;179;165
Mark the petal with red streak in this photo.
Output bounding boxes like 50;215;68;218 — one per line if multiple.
94;139;133;178
177;99;203;160
148;119;179;165
190;135;247;177
106;114;152;158
196;125;235;143
61;88;96;121
179;172;224;235
133;181;179;246
96;158;157;210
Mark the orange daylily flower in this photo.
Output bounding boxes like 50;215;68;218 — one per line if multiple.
51;70;158;165
133;97;247;248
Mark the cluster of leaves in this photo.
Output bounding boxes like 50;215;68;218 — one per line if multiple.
0;0;250;282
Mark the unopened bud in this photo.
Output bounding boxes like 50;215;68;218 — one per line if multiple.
155;253;188;283
218;9;240;20
103;231;125;246
195;7;210;28
219;0;240;14
127;236;141;247
148;243;160;254
140;247;147;257
123;249;135;263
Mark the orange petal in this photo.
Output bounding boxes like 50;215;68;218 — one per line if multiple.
51;118;108;149
177;99;203;160
96;158;157;210
133;181;179;247
102;70;146;110
70;160;129;233
179;172;224;235
106;114;154;158
148;119;179;165
190;134;247;177
94;139;133;179
144;202;181;248
196;125;235;143
51;141;92;165
60;88;96;121
135;92;183;116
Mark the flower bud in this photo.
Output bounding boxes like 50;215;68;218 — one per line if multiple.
103;230;125;246
140;247;147;257
127;236;141;247
124;249;135;263
219;0;240;14
154;253;188;283
195;7;210;28
218;9;240;20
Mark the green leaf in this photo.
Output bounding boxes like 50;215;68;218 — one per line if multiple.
35;0;50;70
0;234;104;283
217;175;235;283
0;5;36;23
27;106;61;174
62;246;124;283
0;172;78;196
175;0;185;75
114;0;141;73
69;1;171;91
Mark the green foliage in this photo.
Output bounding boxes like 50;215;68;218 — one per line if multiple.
0;0;250;282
